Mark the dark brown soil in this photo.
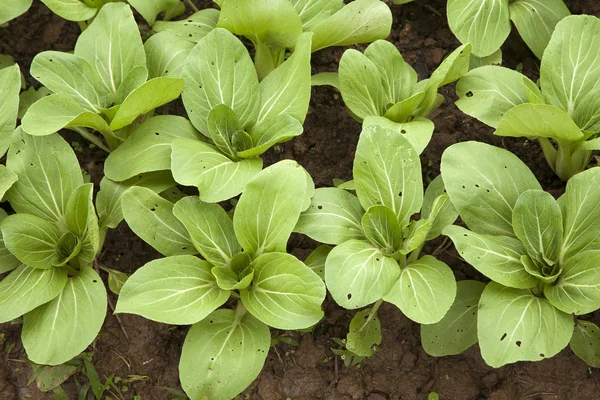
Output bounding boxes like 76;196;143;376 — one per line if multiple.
1;0;600;399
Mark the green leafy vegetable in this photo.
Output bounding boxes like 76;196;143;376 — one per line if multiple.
0;0;32;25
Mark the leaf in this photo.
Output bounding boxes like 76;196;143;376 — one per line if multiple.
509;0;570;59
383;256;456;324
18;86;52;120
289;0;343;30
441;141;541;237
544;250;600;315
65;183;100;264
0;0;32;24
311;72;340;90
179;309;270;400
105;115;201;181
443;225;537;289
211;266;254;291
428;44;472;88
362;116;434;155
477;281;573;367
182;28;259;134
233;160;311;255
241;252;325;329
447;0;511;58
145;31;195;79
128;0;179;25
0;64;22;156
295;187;364;245
239;115;303;158
206;104;240;158
110;77;184;130
456;66;534;129
170;138;263;203
570;320;600;368
310;0;392;52
31;363;78;392
421;280;486;356
173;197;241;267
540;15;600;132
116;255;229;325
39;0;96;21
0;210;21;275
0;265;67;323
361;206;402;254
0;165;17;200
325;239;400;309
346;308;381;357
121;186;196;256
469;49;502;69
102;267;128;295
154;9;220;42
354;124;423;228
424;194;458;241
304;244;332;280
74;3;147;99
22;267;106;365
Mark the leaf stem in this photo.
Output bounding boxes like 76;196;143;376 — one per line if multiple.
69;127;111;153
184;0;199;12
407;244;424;264
234;300;247;324
361;299;383;332
77;21;88;32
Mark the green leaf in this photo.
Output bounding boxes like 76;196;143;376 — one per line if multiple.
441;141;541;236
31;363;78;392
354;124;423;228
145;31;195;79
241;252;325;329
116;255;229;325
544;250;600;315
339;49;385;120
509;0;570;59
383;256;456;324
325;239;399;309
399;219;431;255
570;320;600;368
206;104;240;158
311;72;340;90
447;0;511;58
0;65;23;156
0;165;17;200
74;3;146;99
424;194;458;241
361;206;402;254
512;190;562;264
520;254;560;284
540;15;600;132
22;266;107;365
0;266;67;323
428;44;471;88
110;77;184;130
233;160;311;255
456;66;534;128
310;0;392;52
121;186;196;256
346;308;381;357
0;0;32;24
443;225;537;289
173;196;241;267
0;210;21;275
362;117;434;155
154;8;219;42
54;232;81;267
383;90;428;123
477;281;573;367
39;0;96;21
182;28;259;134
239;115;303;158
304;244;332;280
469;49;502;69
65;183;100;264
295;187;364;245
289;0;343;30
105;115;200;181
18;86;51;120
170;138;263;203
180;309;270;400
211;266;254;291
101;267;128;295
128;0;179;25
421;280;486;356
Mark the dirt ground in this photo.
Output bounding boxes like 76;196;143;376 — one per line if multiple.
1;0;600;399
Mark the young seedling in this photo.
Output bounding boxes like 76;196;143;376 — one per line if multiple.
438;141;600;367
295;124;458;356
317;40;471;154
105;28;312;203
115;160;325;399
0;131;111;366
0;0;32;25
447;0;569;61
455;15;600;180
21;3;184;152
215;0;392;79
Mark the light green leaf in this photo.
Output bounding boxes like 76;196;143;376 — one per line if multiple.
233;160;310;255
289;0;343;31
441;141;541;236
129;0;179;25
325;239;400;309
521;254;560;284
361;206;402;254
18;86;52;120
65;183;99;264
383;90;428;123
121;186;196;256
443;225;537;289
477;281;573;367
429;44;471;88
0;0;32;24
22;266;107;365
0;266;67;323
101;267;128;295
0;64;22;156
116;255;229;325
311;72;340;90
241;252;325;329
180;309;270;400
339;49;385;120
0;166;17;200
54;232;81;267
170;138;263;203
447;0;511;58
421;280;485;356
399;219;431;256
154;9;219;42
424;194;458;241
310;0;392;52
354;124;423;228
0;210;21;275
469;49;502;69
211;266;254;291
362;116;434;155
346;308;381;357
145;31;195;79
570;320;600;368
295;187;364;245
509;0;570;59
239;115;303;158
39;0;96;21
114;65;148;105
173;197;241;267
383;256;456;324
304;244;332;280
206;104;240;158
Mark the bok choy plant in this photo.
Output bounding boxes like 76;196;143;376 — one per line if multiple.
0;0;32;25
436;141;600;367
105;28;312;203
0;131;111;366
295;124;458;356
455;15;600;180
447;0;569;61
115;160;325;399
21;3;184;152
